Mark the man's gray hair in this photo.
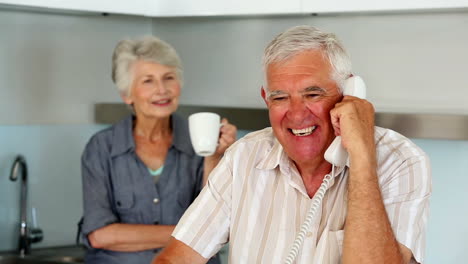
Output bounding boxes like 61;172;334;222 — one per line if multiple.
112;36;183;96
262;25;352;92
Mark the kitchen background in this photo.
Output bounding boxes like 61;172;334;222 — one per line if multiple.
0;3;468;263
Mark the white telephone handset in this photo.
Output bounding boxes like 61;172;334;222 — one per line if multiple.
284;75;367;264
324;76;367;167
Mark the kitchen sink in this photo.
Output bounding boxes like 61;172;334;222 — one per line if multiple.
34;256;84;264
0;255;48;264
36;256;83;263
0;255;83;264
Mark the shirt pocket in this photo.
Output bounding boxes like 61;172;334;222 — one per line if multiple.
114;186;137;222
328;230;344;261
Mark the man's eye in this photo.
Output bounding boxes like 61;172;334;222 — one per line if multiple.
165;75;175;80
143;79;152;83
272;96;287;101
305;93;320;98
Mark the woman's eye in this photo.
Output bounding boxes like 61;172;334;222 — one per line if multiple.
143;79;152;84
165;75;175;80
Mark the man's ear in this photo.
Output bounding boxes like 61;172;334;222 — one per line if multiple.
261;86;269;106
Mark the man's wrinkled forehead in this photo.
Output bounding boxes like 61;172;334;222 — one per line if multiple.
265;51;335;87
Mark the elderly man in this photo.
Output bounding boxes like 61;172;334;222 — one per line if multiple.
152;25;431;264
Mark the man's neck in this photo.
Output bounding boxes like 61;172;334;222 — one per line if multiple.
295;159;332;198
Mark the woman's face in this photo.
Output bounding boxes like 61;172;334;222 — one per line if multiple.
122;60;181;119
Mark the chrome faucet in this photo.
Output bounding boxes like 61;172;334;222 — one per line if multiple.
9;155;43;257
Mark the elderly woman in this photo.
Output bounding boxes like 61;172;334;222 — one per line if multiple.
80;36;236;264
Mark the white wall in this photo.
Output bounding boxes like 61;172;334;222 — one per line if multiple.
0;9;152;125
3;10;467;124
152;11;468;114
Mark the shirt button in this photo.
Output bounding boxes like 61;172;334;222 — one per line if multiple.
153;198;159;204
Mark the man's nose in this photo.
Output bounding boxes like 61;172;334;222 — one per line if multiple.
287;98;308;121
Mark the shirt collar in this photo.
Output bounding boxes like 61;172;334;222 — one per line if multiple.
110;114;195;157
255;129;348;197
256;136;283;170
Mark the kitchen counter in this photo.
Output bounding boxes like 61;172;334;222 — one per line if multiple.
30;245;85;260
0;245;85;264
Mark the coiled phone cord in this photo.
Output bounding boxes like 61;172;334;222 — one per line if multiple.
283;166;335;264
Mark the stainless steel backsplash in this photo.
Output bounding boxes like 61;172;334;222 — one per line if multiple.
95;103;468;140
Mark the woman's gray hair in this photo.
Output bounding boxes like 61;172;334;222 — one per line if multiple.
112;36;183;96
262;25;352;92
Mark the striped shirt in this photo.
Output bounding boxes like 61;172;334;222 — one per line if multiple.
173;126;431;263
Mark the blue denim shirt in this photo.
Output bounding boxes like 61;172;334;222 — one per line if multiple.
81;114;220;264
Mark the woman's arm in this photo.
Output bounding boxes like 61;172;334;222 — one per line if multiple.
82;133;174;253
88;224;175;252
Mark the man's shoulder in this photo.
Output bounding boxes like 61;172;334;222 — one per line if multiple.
223;127;278;162
240;127;275;141
374;126;428;162
231;127;276;149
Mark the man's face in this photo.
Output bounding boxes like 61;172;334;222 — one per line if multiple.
262;50;342;169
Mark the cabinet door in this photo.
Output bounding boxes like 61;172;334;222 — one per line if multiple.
302;0;468;13
150;0;301;16
0;0;151;16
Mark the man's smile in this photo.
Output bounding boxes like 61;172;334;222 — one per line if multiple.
289;125;317;136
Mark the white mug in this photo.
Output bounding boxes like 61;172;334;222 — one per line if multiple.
188;112;221;157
